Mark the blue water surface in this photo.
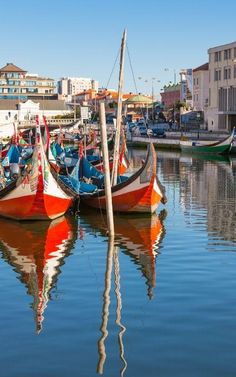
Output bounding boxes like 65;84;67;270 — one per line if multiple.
0;149;235;377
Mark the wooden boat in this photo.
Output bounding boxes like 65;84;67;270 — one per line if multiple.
80;143;167;214
0;215;76;333
91;135;129;175
49;133;129;178
92;152;129;175
0;118;73;220
231;139;236;154
180;128;235;155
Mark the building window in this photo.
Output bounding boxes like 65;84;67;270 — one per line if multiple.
218;87;227;111
193;78;195;85
224;49;231;60
214;69;221;81
234;65;236;79
228;86;236;111
224;67;231;80
234;48;236;58
214;51;221;62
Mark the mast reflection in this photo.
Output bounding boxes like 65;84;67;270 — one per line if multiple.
82;210;166;299
0;216;77;333
81;210;167;375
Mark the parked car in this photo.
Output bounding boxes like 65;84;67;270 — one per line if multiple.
152;127;166;138
135;126;153;137
138;126;148;136
155;121;170;130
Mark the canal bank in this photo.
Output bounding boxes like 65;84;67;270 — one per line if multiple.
127;131;236;153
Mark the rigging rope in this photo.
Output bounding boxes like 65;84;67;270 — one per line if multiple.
127;44;148;127
106;47;120;90
127;44;138;94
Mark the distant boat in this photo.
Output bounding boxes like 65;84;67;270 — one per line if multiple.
180;128;235;155
80;143;167;214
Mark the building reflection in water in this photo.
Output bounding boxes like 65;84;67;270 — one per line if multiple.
178;155;236;244
0;216;78;333
130;148;236;245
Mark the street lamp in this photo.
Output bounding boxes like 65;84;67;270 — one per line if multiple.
138;77;161;122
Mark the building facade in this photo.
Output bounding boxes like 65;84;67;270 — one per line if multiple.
0;63;56;100
208;41;236;131
0;99;71;124
160;84;180;108
58;77;99;100
180;69;193;108
192;63;209;112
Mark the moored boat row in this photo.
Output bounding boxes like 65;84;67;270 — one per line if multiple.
0;116;167;221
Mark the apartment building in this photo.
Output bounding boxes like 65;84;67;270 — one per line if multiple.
208;41;236;131
0;63;56;100
58;77;99;100
193;63;209;112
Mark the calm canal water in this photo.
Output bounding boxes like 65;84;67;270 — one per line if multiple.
0;148;236;377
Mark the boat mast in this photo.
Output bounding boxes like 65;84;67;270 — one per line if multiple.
111;29;127;186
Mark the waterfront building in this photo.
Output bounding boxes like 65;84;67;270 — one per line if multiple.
180;69;193;108
0;63;56;100
0;99;70;124
208;41;236;131
160;84;180;109
58;77;99;101
124;94;153;121
73;88;134;115
193;63;209;112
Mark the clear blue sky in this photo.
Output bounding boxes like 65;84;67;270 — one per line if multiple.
2;0;236;97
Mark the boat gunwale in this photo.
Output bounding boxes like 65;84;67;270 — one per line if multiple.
80;144;153;199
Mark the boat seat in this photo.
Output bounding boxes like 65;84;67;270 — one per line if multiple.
80;181;97;193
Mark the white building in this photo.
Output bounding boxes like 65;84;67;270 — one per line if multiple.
58;77;99;100
192;63;209;113
0;99;71;124
208;41;236;131
180;69;193;108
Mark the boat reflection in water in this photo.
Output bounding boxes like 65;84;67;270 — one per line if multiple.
82;209;166;299
81;209;166;375
0;216;77;333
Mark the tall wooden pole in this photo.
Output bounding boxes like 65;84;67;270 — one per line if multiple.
84;121;87;158
99;102;114;236
111;29;127;186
